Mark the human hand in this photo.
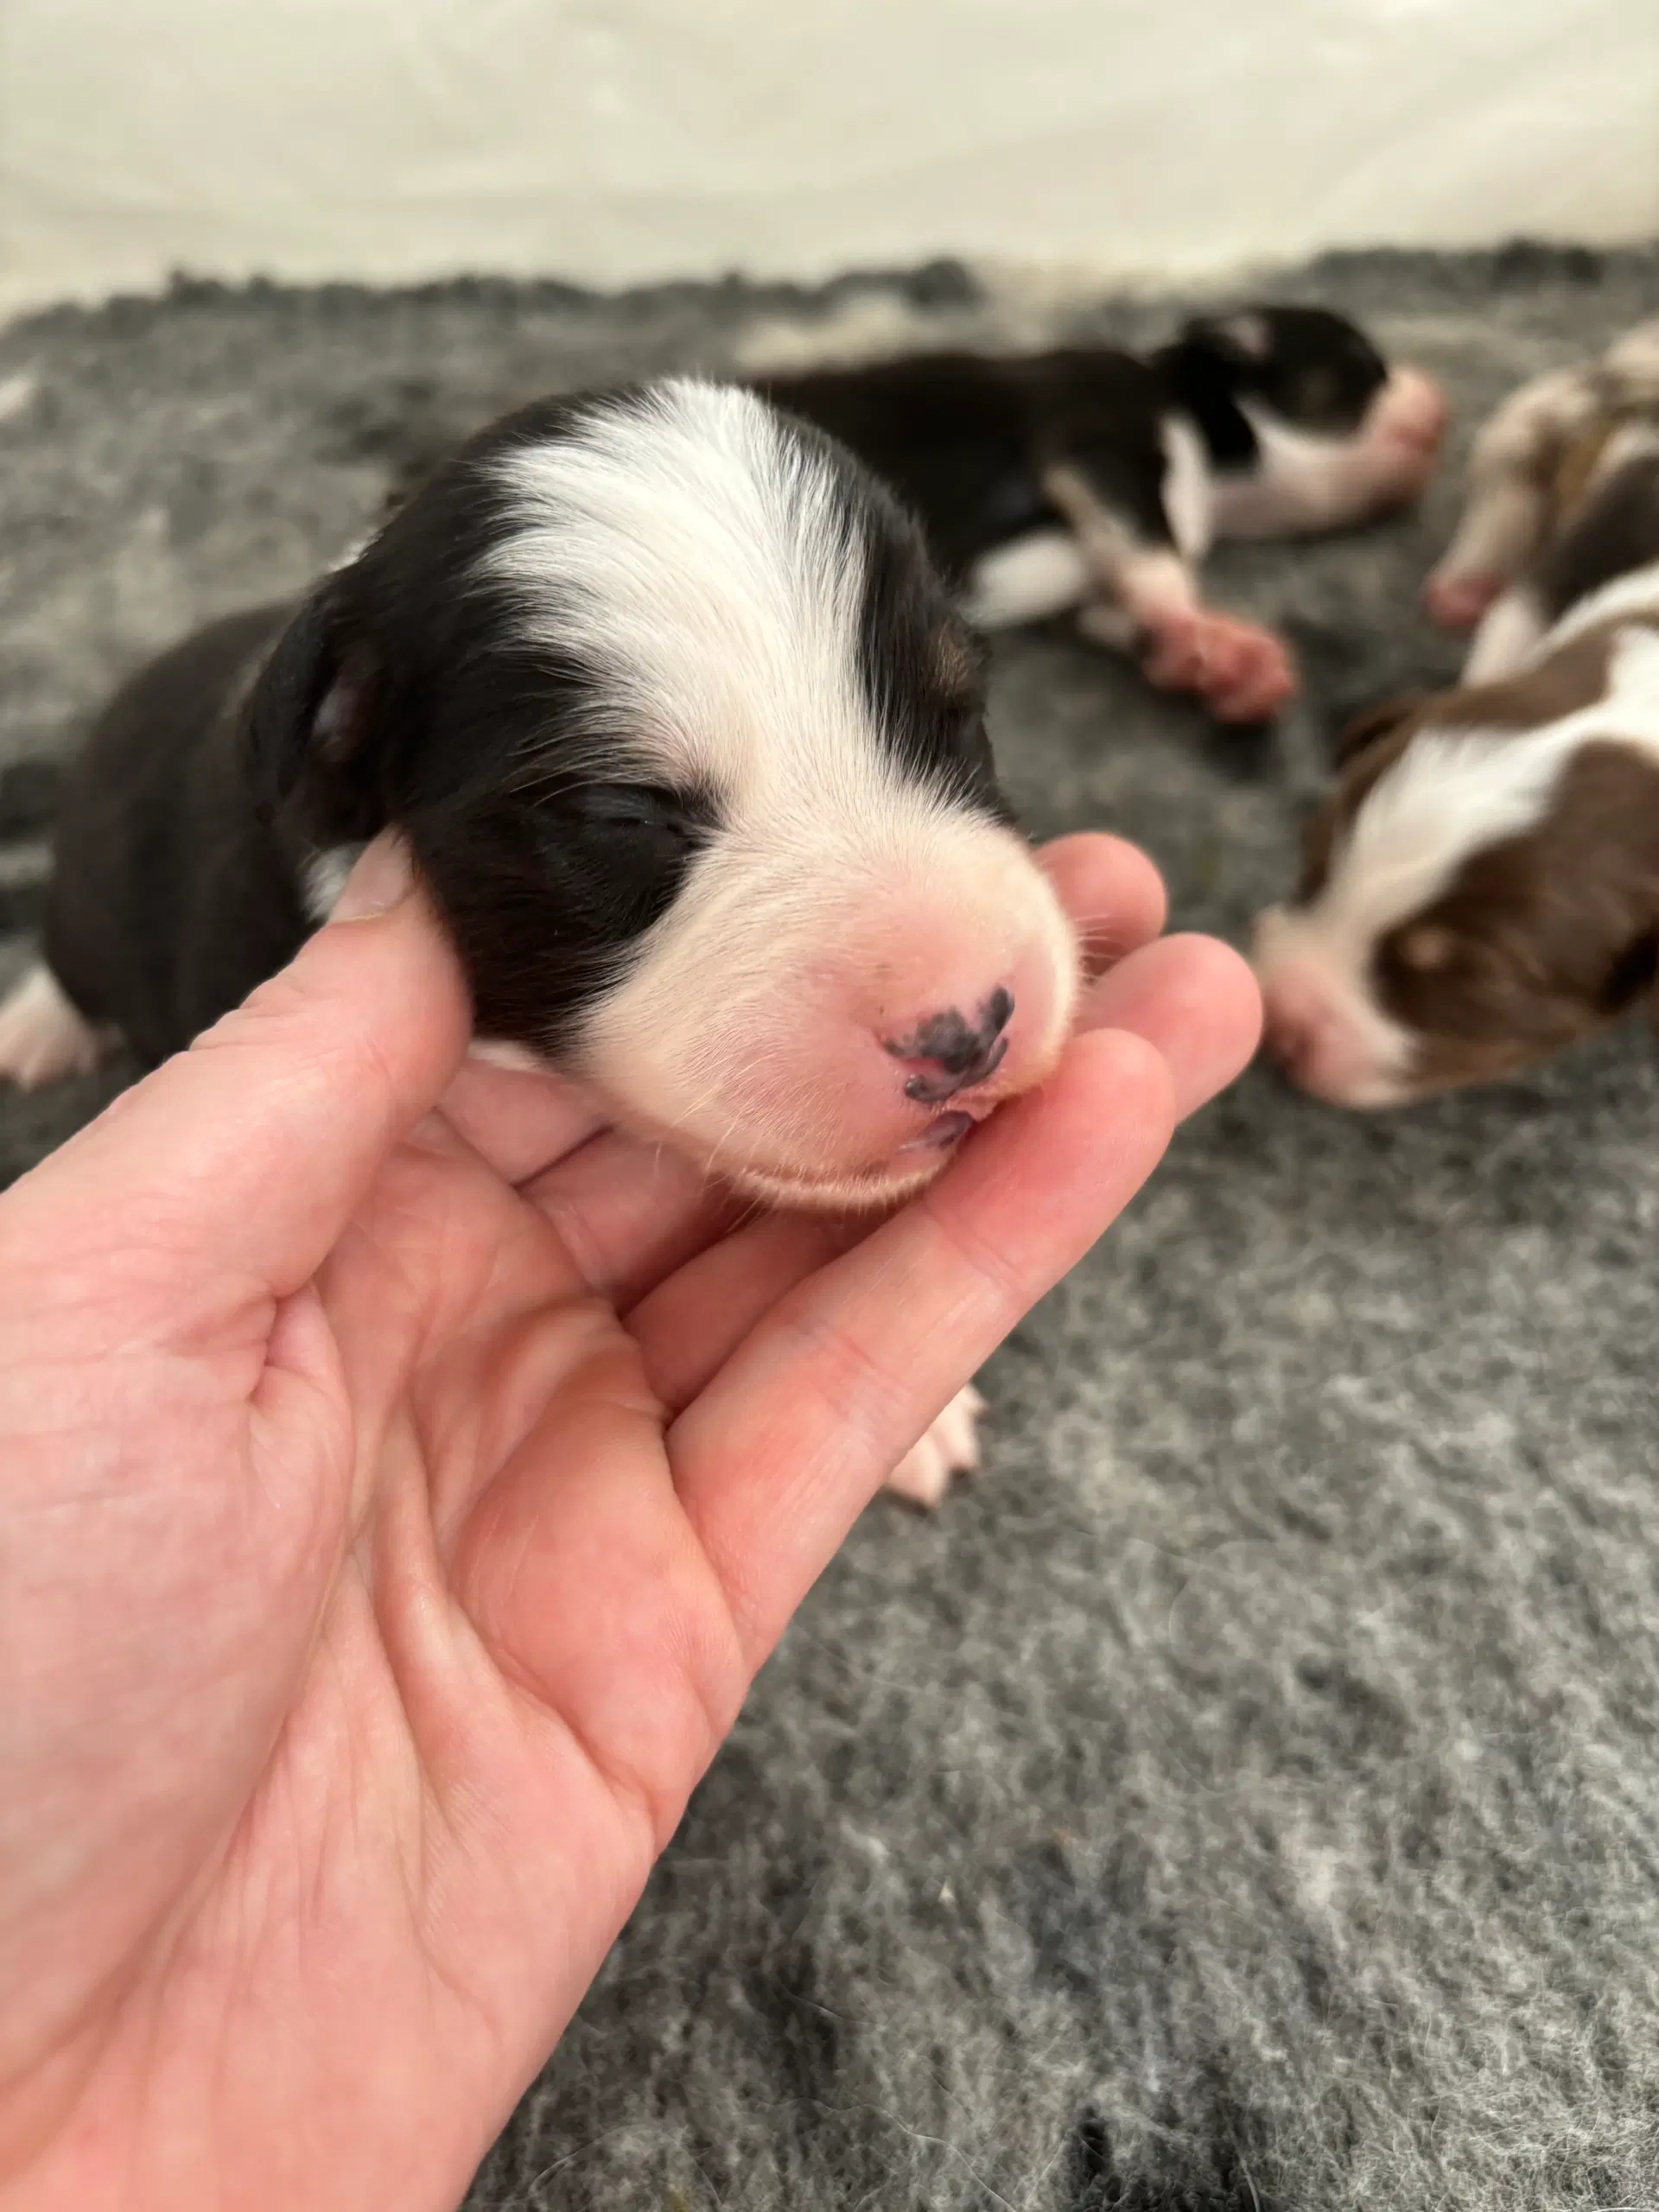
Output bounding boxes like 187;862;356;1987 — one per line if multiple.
0;830;1258;2211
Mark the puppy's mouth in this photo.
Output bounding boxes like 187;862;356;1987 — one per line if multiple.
896;1107;977;1153
733;1104;991;1213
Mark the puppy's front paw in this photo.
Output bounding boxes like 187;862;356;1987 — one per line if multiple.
884;1384;986;1510
1423;567;1503;632
0;965;107;1090
1140;607;1297;722
1075;597;1138;651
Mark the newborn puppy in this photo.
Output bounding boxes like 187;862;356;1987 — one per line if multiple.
0;378;1079;1503
754;306;1446;724
1425;319;1659;649
1255;447;1659;1104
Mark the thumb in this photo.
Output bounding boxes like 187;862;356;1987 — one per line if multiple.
4;836;472;1303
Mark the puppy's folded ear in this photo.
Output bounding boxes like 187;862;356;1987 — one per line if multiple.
1332;692;1427;766
241;575;385;842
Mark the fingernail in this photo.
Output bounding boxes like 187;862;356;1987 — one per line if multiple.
330;835;414;922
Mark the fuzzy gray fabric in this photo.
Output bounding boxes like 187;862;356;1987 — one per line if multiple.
3;245;1658;2211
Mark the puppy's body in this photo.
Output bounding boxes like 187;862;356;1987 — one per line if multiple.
42;605;306;1065
1;378;1082;1503
755;308;1446;724
1426;319;1659;649
1255;448;1659;1104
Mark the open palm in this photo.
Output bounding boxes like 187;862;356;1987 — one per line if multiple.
0;832;1257;2212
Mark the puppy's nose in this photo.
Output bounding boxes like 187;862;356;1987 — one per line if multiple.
1264;1008;1318;1084
884;987;1014;1103
1257;962;1334;1084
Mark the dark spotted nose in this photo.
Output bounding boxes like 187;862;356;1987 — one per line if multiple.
885;988;1014;1103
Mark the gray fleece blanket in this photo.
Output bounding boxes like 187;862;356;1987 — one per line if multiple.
1;242;1656;2211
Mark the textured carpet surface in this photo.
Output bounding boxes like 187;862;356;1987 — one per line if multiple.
3;245;1659;2211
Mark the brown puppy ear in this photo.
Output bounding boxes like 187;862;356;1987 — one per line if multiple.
1332;691;1428;766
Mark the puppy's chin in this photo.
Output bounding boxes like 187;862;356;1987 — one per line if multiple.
639;1096;988;1214
718;1147;951;1216
634;1014;1063;1213
464;1033;1019;1210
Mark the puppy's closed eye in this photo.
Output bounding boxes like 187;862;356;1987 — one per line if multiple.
521;782;715;938
563;782;711;851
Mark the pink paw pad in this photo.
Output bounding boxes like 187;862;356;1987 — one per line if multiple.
884;1385;986;1510
1139;608;1298;722
1424;568;1502;632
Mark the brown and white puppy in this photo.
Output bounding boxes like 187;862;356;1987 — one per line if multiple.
0;378;1081;1503
1425;319;1659;655
1255;448;1659;1105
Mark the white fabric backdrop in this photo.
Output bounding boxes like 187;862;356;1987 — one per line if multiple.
2;0;1655;320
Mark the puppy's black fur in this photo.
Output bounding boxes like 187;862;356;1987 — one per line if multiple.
35;382;1008;1074
47;606;307;1065
753;307;1393;590
753;348;1173;582
1154;307;1390;471
375;309;1398;619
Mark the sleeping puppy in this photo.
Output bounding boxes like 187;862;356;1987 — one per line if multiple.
753;307;1447;725
1254;443;1659;1105
1425;318;1659;654
0;378;1079;1504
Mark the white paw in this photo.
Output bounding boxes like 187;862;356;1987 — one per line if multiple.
1075;597;1138;651
884;1384;987;1510
0;964;108;1089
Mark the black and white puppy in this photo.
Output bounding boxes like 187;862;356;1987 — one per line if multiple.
753;307;1448;725
0;378;1080;1503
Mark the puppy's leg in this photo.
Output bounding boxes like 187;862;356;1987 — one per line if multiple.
1467;440;1659;682
1041;461;1294;721
1425;364;1593;630
1426;474;1551;632
962;529;1090;630
885;1384;986;1510
1461;584;1548;682
0;963;110;1088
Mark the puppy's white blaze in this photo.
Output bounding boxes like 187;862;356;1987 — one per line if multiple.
486;378;869;807
963;529;1088;627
